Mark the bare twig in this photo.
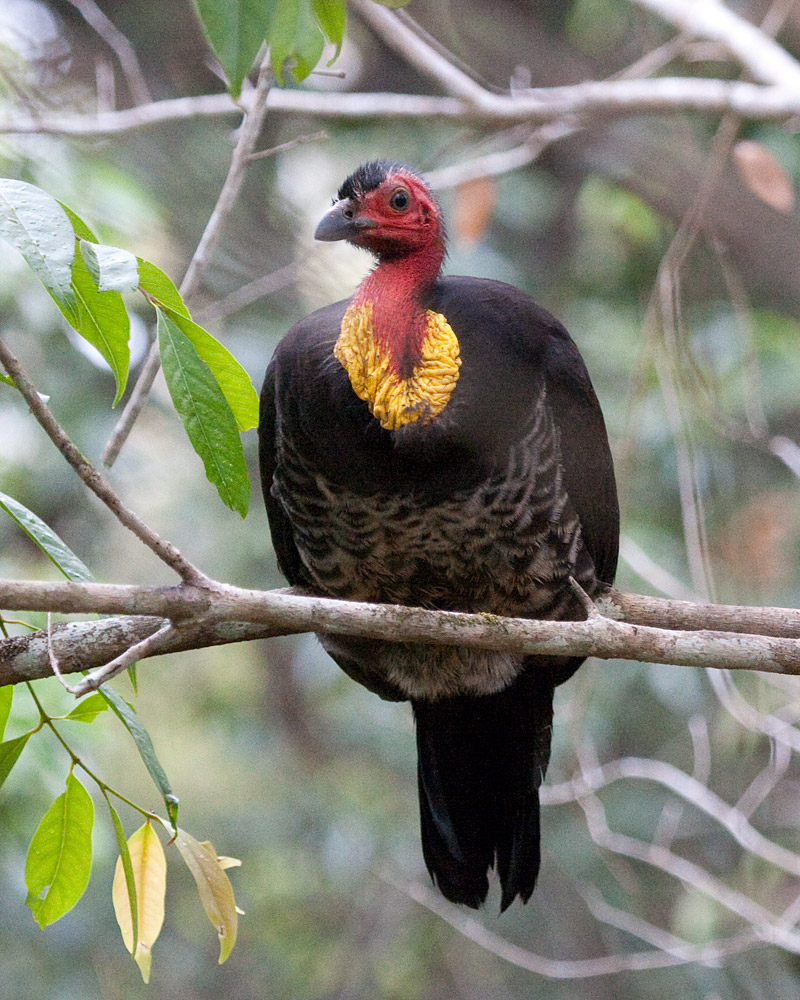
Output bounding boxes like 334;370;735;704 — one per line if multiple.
576;881;750;967
247;129;328;161
69;619;177;695
194;261;300;325
0;336;205;584
387;874;762;976
576;790;800;950
542;755;800;879
631;0;800;89
619;536;701;602
424;121;578;190
65;0;151;106
2;79;800;140
0;615;284;685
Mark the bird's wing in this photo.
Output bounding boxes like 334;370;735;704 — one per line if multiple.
258;357;310;587
431;275;619;587
540;328;619;587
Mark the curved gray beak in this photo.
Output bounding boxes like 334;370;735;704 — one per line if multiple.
314;199;378;242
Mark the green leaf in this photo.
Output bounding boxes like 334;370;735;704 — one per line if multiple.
193;0;274;97
137;260;258;431
0;490;95;582
371;0;413;7
0;187;130;401
311;0;345;60
106;796;138;955
79;240;140;293
57;202;97;242
62;692;108;724
0;686;11;740
269;0;325;84
159;305;258;432
60;208;130;406
0;731;31;790
136;258;191;318
99;686;179;831
175;829;239;964
157;309;250;517
25;771;94;928
0;179;77;325
0;372;14;388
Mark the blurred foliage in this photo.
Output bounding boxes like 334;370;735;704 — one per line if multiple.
2;0;800;997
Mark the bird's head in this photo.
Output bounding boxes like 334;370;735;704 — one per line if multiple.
315;161;444;262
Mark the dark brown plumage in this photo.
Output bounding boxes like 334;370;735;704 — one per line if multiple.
259;161;619;909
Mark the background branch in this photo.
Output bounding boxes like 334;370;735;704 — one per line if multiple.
1;79;798;141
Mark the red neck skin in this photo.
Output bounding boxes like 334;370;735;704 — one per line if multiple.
352;236;445;379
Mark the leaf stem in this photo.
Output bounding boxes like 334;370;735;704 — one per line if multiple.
24;682;161;821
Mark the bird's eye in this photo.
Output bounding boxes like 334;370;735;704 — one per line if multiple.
389;188;410;212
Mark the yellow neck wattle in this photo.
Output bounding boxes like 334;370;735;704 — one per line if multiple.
334;302;461;431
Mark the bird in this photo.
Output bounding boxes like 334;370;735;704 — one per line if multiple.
258;160;619;911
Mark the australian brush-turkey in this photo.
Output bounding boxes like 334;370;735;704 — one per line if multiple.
258;160;619;910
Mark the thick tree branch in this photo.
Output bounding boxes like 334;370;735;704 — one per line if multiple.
2;580;800;688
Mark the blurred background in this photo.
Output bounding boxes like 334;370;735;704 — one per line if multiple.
2;0;800;996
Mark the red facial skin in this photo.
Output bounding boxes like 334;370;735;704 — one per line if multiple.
348;171;447;378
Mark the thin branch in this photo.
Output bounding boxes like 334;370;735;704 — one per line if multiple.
424;121;578;190
1;79;799;140
0;615;284;685
68;620;177;695
388;874;762;977
619;535;701;602
349;0;490;105
707;669;800;754
576;790;800;951
631;0;800;89
541;756;800;879
2;580;800;688
65;0;151;105
576;881;751;968
246;128;329;161
102;56;274;467
194;260;299;326
0;336;205;584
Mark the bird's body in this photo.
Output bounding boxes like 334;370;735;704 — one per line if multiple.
259;162;619;909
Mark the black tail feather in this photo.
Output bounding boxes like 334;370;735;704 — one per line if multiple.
413;671;554;911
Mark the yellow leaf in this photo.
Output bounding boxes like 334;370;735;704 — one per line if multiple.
112;821;166;984
216;855;242;870
175;829;239;964
734;140;796;213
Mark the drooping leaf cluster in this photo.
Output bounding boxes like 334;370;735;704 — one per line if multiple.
0;179;258;517
0;495;240;979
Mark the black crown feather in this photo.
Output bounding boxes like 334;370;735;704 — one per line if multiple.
337;160;424;202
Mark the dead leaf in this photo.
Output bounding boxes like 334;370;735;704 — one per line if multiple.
452;175;496;247
734;140;795;213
